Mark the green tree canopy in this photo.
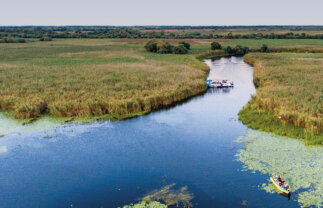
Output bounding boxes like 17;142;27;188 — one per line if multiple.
211;41;222;50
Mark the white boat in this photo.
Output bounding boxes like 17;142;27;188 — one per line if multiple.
221;80;234;87
206;79;234;88
210;81;223;88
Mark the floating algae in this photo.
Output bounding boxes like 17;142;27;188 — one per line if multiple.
122;201;167;208
142;184;194;207
0;113;61;135
0;146;7;154
235;130;323;208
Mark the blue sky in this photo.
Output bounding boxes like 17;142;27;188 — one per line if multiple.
0;0;322;25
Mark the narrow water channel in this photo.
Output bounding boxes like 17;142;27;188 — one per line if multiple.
0;57;316;208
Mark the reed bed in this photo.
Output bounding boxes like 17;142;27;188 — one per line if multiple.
240;53;323;144
0;39;208;120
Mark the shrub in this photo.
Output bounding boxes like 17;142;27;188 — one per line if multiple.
225;46;233;54
234;45;250;56
211;41;222;50
40;36;53;41
0;37;26;43
261;44;269;52
144;40;158;52
18;39;26;43
179;41;190;50
225;45;249;56
173;45;188;54
156;40;173;54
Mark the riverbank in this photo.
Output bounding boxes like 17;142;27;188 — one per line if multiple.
239;53;323;145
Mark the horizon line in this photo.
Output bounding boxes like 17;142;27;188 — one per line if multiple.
1;24;323;27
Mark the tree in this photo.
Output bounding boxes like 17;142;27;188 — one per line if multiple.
225;45;249;56
156;40;173;54
260;44;269;52
179;41;190;50
225;46;233;54
173;45;188;54
211;41;222;50
233;45;249;56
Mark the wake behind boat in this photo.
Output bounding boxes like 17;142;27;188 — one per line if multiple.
270;174;291;196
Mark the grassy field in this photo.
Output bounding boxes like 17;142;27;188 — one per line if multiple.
185;39;323;55
0;39;208;119
240;53;323;144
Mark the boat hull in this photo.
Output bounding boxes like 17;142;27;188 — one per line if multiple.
270;177;290;195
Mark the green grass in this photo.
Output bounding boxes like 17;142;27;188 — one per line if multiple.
240;53;323;144
221;39;323;48
0;39;208;119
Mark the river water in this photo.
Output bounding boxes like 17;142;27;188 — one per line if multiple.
0;57;316;208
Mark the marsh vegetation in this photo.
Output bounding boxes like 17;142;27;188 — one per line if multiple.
240;53;323;144
0;39;207;119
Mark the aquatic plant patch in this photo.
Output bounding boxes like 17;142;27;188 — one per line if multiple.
0;113;61;135
142;183;194;207
235;130;323;208
121;201;167;208
0;146;7;154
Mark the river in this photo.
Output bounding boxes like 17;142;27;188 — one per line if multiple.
0;57;321;208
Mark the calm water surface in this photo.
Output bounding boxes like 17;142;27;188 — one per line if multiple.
0;57;302;207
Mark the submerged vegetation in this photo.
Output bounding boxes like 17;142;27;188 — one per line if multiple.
0;39;207;120
122;201;167;208
240;53;323;144
235;130;323;208
120;184;194;208
142;184;193;207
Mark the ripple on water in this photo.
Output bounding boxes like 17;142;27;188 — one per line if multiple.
235;130;323;208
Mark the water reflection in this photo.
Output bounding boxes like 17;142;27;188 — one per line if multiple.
208;87;233;94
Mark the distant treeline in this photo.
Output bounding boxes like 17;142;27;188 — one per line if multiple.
1;26;323;40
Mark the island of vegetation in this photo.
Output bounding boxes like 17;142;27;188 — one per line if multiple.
0;26;322;144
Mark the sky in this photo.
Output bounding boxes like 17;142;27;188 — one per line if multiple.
0;0;322;26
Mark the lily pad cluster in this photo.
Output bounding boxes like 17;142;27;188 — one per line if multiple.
122;201;167;208
122;184;194;208
235;130;323;208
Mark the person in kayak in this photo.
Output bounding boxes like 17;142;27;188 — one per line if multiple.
278;175;285;186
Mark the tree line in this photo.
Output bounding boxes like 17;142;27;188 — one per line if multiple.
144;40;269;56
1;26;323;42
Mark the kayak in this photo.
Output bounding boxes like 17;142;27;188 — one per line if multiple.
270;174;291;195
